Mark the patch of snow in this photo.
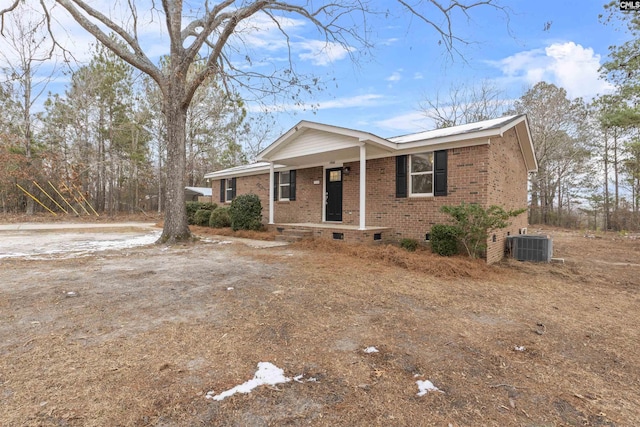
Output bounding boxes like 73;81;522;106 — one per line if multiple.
364;346;379;353
207;362;291;401
0;230;161;260
292;374;318;383
227;287;234;291
416;380;444;396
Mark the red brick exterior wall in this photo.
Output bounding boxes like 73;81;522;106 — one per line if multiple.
211;167;324;224
485;129;530;263
210;132;529;263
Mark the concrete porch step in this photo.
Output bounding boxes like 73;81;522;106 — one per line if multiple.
275;228;313;242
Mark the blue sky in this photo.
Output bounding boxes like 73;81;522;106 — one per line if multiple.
268;0;621;138
0;1;624;140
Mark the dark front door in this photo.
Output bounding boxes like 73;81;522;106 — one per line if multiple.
325;167;343;222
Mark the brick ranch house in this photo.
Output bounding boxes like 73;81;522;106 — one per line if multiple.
204;114;537;263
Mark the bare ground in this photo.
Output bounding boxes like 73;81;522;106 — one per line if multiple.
0;222;639;426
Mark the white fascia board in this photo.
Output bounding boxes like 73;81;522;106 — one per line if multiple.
395;132;495;152
204;163;288;179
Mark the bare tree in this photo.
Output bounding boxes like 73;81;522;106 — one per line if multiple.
0;8;54;214
418;80;509;128
1;0;507;243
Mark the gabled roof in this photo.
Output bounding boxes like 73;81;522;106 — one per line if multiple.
258;121;396;164
390;115;523;144
390;115;537;171
205;115;537;179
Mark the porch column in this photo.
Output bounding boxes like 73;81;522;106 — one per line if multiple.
268;162;275;224
359;143;366;230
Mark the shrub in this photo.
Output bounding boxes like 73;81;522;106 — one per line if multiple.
430;224;460;256
200;202;217;211
440;203;525;258
229;193;263;231
186;201;201;225
209;206;231;228
186;201;217;224
400;238;419;252
194;209;213;226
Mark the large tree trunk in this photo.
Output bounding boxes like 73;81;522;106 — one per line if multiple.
159;82;191;243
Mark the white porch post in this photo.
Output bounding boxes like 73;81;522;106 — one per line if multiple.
268;162;275;224
359;143;366;230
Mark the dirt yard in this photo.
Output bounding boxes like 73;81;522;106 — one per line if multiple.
0;221;639;426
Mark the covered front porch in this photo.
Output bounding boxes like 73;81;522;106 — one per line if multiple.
260;121;397;231
270;222;392;244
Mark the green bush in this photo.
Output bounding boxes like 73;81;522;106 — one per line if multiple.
186;201;217;224
200;202;217;211
229;193;263;231
440;203;525;258
400;238;419;252
186;201;201;225
194;209;213;226
430;224;460;256
209;206;231;228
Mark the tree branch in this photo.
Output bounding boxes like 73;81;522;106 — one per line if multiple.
56;0;161;83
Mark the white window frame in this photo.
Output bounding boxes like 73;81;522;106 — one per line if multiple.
409;152;434;197
278;171;291;201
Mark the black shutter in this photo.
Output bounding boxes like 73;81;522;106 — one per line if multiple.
434;150;448;197
273;172;279;201
396;155;408;198
290;170;296;201
231;177;237;199
219;180;225;203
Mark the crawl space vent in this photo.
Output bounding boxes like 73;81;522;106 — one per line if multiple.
507;235;553;262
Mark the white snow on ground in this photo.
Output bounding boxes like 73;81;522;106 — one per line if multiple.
416;380;444;396
206;362;291;401
364;346;379;353
0;230;161;260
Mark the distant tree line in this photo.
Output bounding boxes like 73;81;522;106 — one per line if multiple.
0;35;259;215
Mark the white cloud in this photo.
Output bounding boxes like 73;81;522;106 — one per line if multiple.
490;42;614;99
413;72;424;80
297;40;355;66
386;69;403;82
374;111;435;135
381;37;400;46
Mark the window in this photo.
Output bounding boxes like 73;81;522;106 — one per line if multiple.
409;152;434;196
279;171;291;200
329;170;341;182
273;170;296;201
220;178;236;203
225;179;234;201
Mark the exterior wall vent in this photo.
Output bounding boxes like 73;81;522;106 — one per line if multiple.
507;235;553;262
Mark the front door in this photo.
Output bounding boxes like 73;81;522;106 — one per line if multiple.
325;167;343;222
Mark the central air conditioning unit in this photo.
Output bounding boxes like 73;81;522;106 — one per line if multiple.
507;235;553;262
